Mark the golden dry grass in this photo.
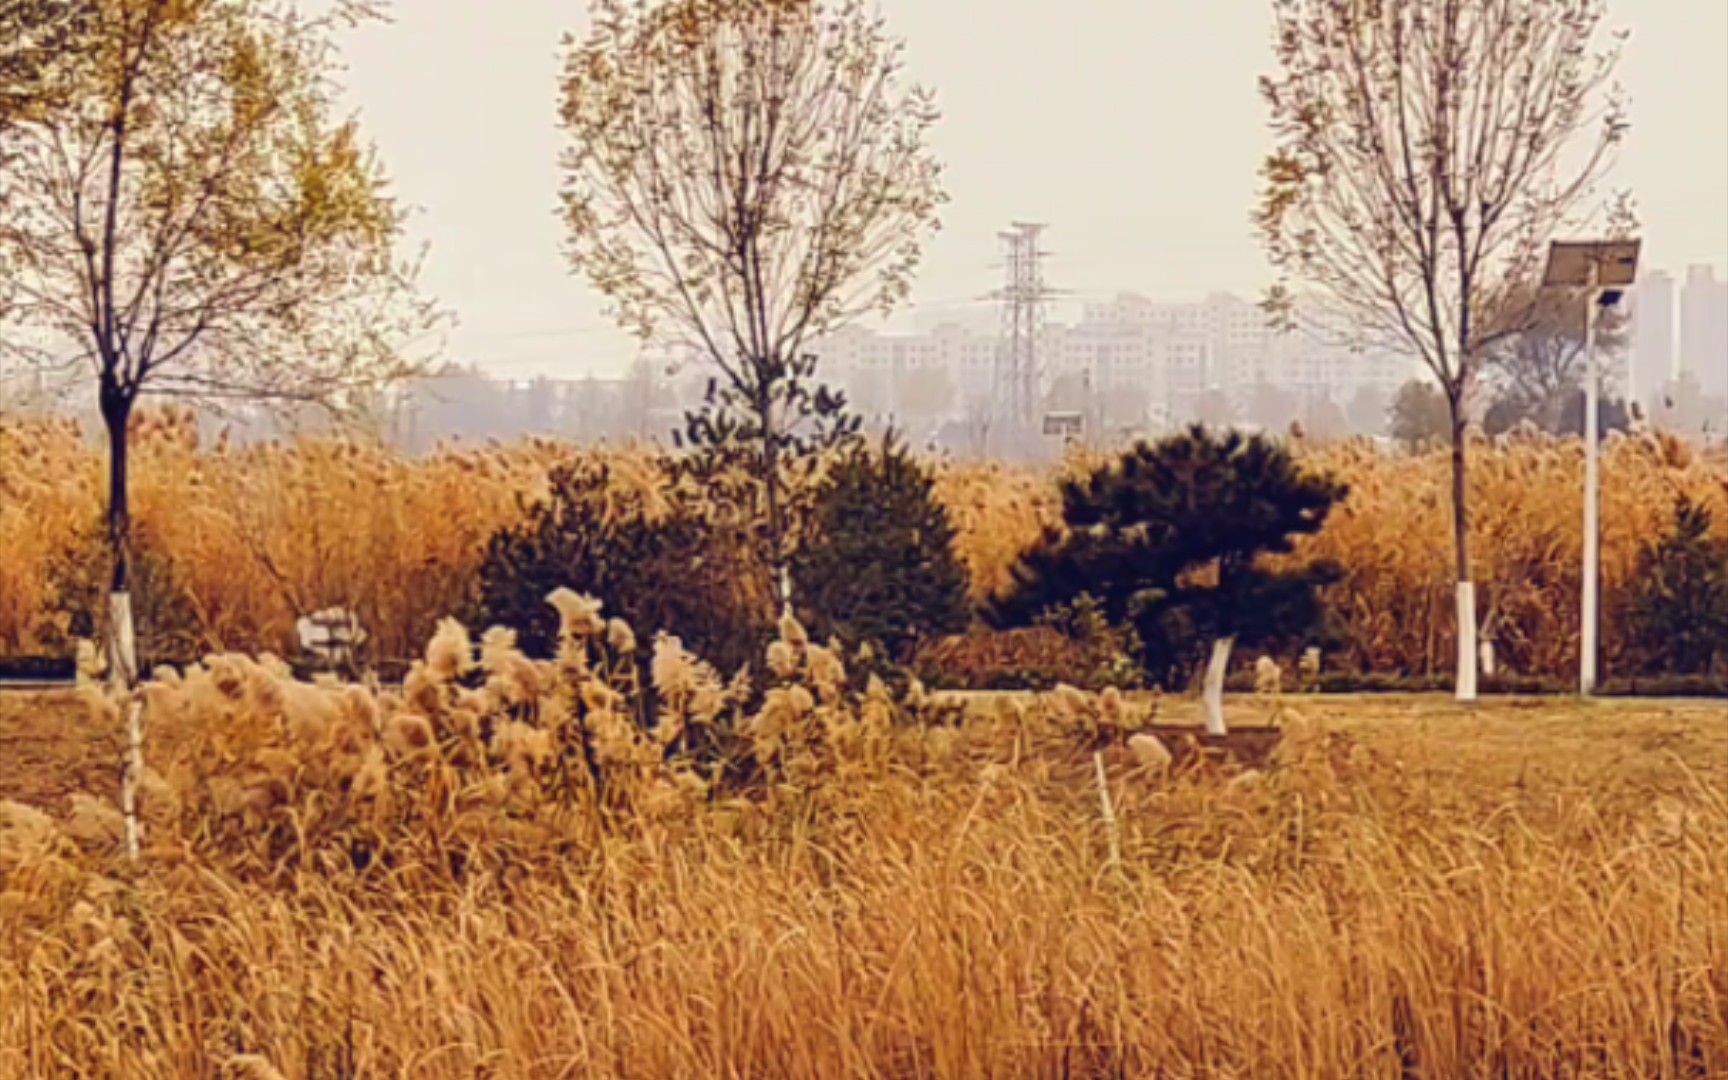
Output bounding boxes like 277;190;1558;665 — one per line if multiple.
0;690;120;816
2;664;1723;1078
0;409;654;659
3;412;1725;677
1294;431;1728;679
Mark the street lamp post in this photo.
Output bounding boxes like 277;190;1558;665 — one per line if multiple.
1581;263;1604;694
1543;239;1640;696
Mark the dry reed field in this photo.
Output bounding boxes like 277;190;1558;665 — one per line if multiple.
0;599;1724;1078
3;410;1724;682
3;413;1725;1073
1296;433;1728;679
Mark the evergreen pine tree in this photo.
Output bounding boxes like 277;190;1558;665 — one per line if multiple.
992;426;1346;705
791;433;970;664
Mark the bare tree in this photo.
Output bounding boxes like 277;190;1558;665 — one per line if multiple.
1388;377;1451;450
1484;279;1629;430
557;0;944;602
1256;0;1628;699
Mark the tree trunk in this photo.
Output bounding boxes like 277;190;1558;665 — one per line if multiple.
100;382;144;860
758;382;791;615
1202;636;1235;737
1449;400;1479;703
100;382;136;680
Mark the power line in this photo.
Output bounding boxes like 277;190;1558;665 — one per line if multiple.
449;294;1058;344
458;325;623;342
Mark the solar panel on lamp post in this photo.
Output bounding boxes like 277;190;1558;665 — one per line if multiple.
1542;239;1640;696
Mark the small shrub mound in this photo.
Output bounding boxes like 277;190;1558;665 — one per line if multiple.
472;458;773;676
916;596;1143;692
915;627;1102;692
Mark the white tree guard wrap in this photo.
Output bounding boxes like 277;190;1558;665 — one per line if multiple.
109;590;145;860
1456;582;1479;702
108;590;137;688
1203;636;1235;737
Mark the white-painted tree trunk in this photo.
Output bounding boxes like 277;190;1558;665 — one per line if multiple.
108;591;137;687
108;590;144;861
1202;636;1235;737
1455;582;1478;702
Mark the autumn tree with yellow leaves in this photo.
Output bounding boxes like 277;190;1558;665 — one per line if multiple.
0;0;437;690
0;0;92;128
0;0;437;857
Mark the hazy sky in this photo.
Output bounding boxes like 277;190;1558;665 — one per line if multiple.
326;1;1728;379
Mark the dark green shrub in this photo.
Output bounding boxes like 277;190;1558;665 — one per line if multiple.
791;434;969;664
1621;497;1728;676
471;459;774;676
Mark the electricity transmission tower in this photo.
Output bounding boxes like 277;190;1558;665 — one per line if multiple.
990;223;1059;449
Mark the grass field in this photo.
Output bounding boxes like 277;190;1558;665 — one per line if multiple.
1;690;1724;1078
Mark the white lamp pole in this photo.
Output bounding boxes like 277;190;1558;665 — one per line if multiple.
1542;239;1639;698
1581;262;1601;695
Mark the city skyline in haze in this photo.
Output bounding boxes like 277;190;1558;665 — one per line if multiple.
324;0;1728;380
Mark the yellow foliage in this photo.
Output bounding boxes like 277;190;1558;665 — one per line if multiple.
1290;431;1728;677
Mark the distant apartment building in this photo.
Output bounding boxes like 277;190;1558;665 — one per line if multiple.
1267;303;1413;405
807;322;995;425
1074;291;1410;415
1679;264;1728;400
1630;270;1678;406
1074;294;1215;423
1042;317;1194;431
787;290;1414;445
